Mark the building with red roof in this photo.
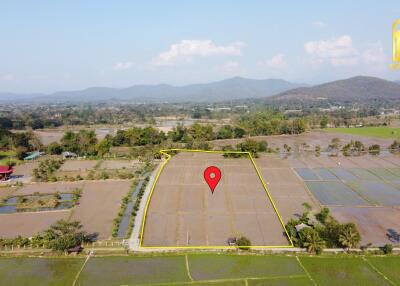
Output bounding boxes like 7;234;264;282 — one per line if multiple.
0;166;13;181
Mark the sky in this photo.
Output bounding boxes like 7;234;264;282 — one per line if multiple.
1;1;400;93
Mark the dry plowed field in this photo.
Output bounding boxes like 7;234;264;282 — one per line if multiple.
142;152;289;247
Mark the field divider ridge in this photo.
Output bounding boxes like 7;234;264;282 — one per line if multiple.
362;257;396;286
248;153;294;247
295;256;317;286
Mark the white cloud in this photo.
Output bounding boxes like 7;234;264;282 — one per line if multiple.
152;40;245;66
258;54;286;68
215;61;241;73
112;62;133;71
362;42;385;64
312;21;326;28
304;35;359;66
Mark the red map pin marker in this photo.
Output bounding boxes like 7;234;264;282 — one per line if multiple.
204;166;221;194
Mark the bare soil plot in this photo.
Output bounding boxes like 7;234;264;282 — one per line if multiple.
12;162;38;178
348;156;399;169
330;206;400;245
100;160;138;169
142;152;289;247
0;210;69;238
14;182;85;196
70;180;131;239
59;160;99;171
33;130;64;145
212;131;393;151
256;155;320;222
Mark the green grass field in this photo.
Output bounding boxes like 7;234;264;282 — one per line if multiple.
188;254;304;280
365;257;400;285
0;257;84;286
324;127;400;139
76;255;190;286
0;254;399;285
299;256;392;286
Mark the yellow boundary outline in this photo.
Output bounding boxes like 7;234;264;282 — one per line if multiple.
139;149;294;249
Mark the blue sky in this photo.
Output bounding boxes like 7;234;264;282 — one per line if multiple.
1;1;400;93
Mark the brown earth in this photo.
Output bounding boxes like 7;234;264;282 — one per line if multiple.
255;154;320;223
330;206;400;246
142;152;290;247
211;131;393;150
0;180;131;239
69;180;131;239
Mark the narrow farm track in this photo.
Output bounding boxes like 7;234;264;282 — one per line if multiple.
129;163;162;250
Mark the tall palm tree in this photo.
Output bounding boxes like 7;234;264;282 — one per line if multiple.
339;223;361;250
303;229;326;254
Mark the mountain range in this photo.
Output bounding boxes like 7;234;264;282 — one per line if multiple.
270;76;400;104
0;77;305;103
1;76;400;104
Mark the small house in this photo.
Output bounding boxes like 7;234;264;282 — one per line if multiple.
62;151;78;159
0;165;13;181
295;223;310;232
23;151;42;161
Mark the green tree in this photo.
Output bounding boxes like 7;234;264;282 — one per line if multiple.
44;220;87;252
233;127;246;138
96;138;112;156
382;244;393;254
47;142;63;155
320;116;329;129
236;236;251;250
300;228;326;254
339;223;361;250
216;125;233;139
236;139;267;156
368;144;380;155
315;207;330;224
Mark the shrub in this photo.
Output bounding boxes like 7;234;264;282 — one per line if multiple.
368;144;380;155
382;244;393;254
236;236;251;250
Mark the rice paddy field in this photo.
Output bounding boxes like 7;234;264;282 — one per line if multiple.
290;155;400;246
0;254;399;286
293;166;400;207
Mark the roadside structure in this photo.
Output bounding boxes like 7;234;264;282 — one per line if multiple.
62;151;78;159
0;165;13;181
23;151;42;161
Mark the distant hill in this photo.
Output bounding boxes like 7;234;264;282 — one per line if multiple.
0;77;306;103
269;76;400;104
